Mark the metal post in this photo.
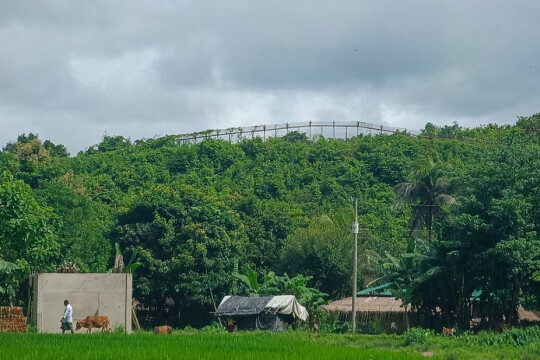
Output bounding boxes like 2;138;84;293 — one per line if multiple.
352;199;358;333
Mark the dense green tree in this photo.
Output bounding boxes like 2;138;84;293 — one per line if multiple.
43;140;70;157
34;180;112;272
83;135;132;155
279;214;353;298
436;134;540;327
111;183;249;319
0;171;59;304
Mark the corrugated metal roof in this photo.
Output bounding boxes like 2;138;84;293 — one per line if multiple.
357;283;393;296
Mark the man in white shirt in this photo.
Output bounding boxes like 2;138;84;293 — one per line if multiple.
60;299;74;334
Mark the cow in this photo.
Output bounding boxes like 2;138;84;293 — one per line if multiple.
154;325;173;334
76;315;111;333
442;326;455;337
226;318;238;333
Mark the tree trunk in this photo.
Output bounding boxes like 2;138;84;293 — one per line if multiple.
404;306;410;331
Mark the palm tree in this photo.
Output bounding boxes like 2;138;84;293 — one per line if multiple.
395;158;456;243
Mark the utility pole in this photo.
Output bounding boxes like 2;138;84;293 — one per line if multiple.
351;198;358;333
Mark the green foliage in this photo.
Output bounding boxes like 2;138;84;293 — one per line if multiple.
27;324;38;333
43;140;69;157
113;323;126;333
279;214;353;298
394;157;456;243
233;265;329;330
403;327;436;346
3;114;539;328
33;179;111;273
199;322;223;332
461;326;540;347
112;183;249;309
0;259;19;274
0;171;60;304
233;265;262;296
85;135;132;154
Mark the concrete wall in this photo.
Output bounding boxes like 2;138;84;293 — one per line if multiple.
28;273;132;333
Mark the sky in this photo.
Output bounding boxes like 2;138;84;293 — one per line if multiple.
1;1;539;155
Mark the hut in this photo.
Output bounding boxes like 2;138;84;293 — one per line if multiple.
323;283;409;333
215;295;308;332
517;306;540;326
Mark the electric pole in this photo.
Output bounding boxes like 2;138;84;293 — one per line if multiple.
351;198;358;333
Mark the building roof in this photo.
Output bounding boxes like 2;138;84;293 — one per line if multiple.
357;283;394;296
518;305;540;322
215;295;308;321
323;296;408;313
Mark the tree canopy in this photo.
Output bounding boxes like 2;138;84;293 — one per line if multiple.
0;116;539;328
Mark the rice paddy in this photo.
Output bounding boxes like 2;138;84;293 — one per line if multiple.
0;331;419;360
1;330;540;359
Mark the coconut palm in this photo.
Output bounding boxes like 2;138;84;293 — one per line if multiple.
395;158;456;243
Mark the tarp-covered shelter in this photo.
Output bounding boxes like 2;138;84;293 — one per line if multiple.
215;295;308;331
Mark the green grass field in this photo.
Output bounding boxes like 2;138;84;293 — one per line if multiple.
0;330;539;360
0;332;419;360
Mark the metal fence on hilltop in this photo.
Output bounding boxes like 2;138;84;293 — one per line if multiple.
175;121;421;144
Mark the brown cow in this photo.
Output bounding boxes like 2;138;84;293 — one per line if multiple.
154;325;173;334
442;326;455;337
76;315;111;333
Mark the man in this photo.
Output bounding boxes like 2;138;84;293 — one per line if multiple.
60;299;74;334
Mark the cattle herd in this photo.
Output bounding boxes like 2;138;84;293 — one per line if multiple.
74;315;172;334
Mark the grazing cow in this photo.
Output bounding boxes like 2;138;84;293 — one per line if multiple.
226;318;238;333
442;327;455;337
154;325;173;334
76;315;111;333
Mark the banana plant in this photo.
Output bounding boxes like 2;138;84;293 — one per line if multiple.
0;260;19;295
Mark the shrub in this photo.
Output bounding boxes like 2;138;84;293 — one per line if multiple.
403;327;436;346
200;322;223;332
460;326;540;347
113;324;125;333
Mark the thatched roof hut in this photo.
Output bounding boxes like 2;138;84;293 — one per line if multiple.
324;296;408;313
323;296;409;333
518;305;540;324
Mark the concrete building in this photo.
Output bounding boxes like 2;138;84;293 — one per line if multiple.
28;273;132;333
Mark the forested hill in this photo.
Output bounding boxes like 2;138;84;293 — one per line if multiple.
1;114;539;326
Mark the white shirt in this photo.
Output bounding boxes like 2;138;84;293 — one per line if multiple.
63;304;73;323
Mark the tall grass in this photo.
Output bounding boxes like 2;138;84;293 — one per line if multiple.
3;329;540;359
0;332;421;360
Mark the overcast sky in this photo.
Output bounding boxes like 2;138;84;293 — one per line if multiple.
1;1;539;154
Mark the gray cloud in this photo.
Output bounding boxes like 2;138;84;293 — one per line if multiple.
1;1;539;154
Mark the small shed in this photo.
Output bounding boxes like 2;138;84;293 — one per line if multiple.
215;295;308;332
